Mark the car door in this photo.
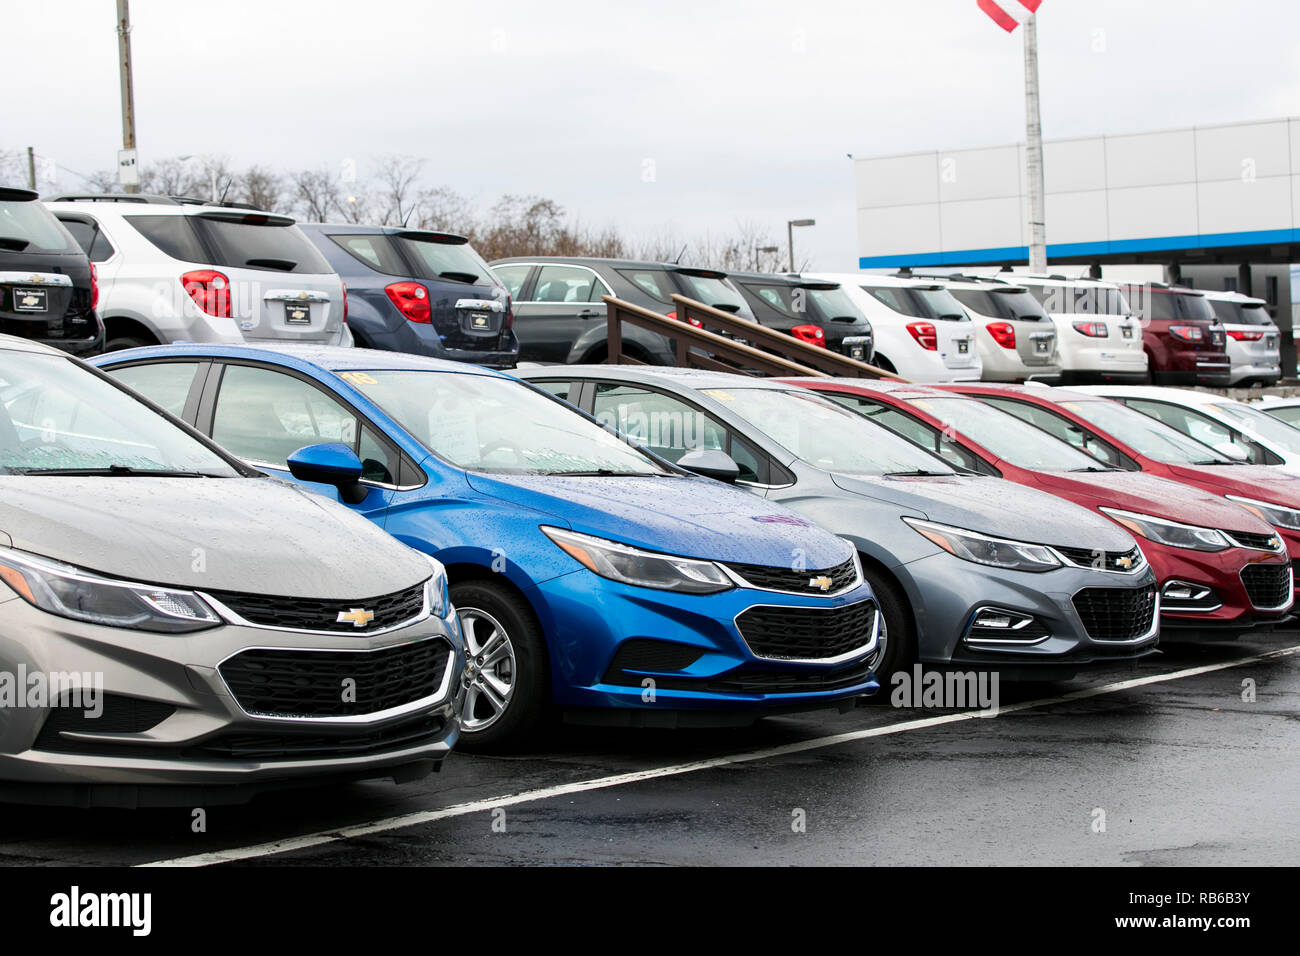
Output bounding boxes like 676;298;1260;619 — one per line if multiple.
198;362;402;522
505;264;610;363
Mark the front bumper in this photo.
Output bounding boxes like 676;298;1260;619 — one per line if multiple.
528;570;881;718
1147;541;1292;638
0;591;462;803
898;552;1160;672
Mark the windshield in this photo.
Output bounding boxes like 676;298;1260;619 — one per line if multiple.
1058;399;1231;464
950;288;1051;322
862;285;968;321
700;387;957;476
676;274;748;311
0;200;80;254
908;397;1106;471
1208;402;1300;455
0;352;239;476
345;370;667;476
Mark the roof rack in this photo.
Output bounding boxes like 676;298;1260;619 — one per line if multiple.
48;193;181;204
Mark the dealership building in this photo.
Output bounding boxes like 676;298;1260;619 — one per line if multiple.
852;116;1300;370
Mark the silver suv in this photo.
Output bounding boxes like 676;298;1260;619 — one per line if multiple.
47;195;351;351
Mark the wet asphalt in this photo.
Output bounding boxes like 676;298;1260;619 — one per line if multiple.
1;634;1296;867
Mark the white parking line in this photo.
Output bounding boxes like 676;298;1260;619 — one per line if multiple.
138;643;1300;867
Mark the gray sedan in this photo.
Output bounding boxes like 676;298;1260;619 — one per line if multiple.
0;335;463;806
517;366;1160;680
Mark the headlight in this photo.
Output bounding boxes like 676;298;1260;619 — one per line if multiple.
417;552;452;618
902;517;1061;572
541;526;732;594
1226;495;1300;532
1100;508;1229;552
0;548;220;633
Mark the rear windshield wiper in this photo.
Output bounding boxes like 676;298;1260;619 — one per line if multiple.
439;271;481;284
15;465;220;477
245;258;297;271
0;237;31;252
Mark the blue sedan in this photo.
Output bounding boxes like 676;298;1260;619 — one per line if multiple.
94;345;881;748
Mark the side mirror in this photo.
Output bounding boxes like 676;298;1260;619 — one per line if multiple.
1215;441;1250;462
677;448;741;483
287;442;368;504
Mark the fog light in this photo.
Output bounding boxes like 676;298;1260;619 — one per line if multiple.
1160;580;1218;611
966;607;1047;645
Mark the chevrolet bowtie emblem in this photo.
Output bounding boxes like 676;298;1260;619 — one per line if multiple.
1116;555;1133;569
337;607;375;628
27;275;45;283
809;575;834;592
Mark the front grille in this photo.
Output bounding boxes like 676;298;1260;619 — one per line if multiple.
219;639;452;718
1054;545;1145;573
1240;563;1293;609
206;580;426;633
1225;530;1282;552
735;600;877;661
1071;585;1157;641
34;694;176;752
727;555;858;594
192;714;447;761
705;661;875;695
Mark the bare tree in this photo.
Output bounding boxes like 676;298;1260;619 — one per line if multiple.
411;185;477;235
239;165;285;212
372;154;424;226
289;167;341;221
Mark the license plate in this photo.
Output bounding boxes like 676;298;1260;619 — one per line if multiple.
1121;326;1133;338
284;301;312;325
849;345;865;360
13;288;47;313
1035;339;1051;353
1267;335;1278;348
469;312;491;330
957;339;969;353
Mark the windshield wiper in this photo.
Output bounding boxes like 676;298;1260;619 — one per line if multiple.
1068;466;1119;473
1190;458;1241;465
15;465;218;477
550;468;662;477
885;469;953;477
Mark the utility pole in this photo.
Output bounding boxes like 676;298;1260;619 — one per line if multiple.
1023;12;1047;272
26;147;36;191
116;0;138;193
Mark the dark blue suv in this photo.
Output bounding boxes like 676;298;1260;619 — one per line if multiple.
299;223;519;368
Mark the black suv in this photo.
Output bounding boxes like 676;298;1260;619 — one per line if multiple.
0;188;102;355
488;256;758;364
727;272;873;362
300;223;519;368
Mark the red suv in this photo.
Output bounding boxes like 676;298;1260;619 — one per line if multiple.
793;378;1293;642
1121;282;1229;385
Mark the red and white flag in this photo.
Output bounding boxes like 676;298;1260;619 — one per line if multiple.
977;0;1041;33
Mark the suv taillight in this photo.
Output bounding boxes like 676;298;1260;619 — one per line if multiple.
1169;325;1204;343
180;270;232;318
791;324;826;347
1072;321;1109;338
906;321;938;350
89;262;99;311
986;322;1017;349
666;310;704;329
505;294;514;330
340;280;348;325
1226;329;1263;341
385;282;430;323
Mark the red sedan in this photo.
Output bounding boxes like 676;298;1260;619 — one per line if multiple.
788;378;1293;641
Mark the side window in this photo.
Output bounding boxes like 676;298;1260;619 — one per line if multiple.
124;215;208;263
88;228;116;262
59;219;96;256
983;397;1125;467
591;383;726;463
106;362;202;417
329;234;405;275
358;426;397;483
211;365;360;468
725;433;766;484
828;394;983;472
1121;399;1261;463
533;265;598;304
865;287;906;314
491;264;531;299
615;269;672;303
530;379;574;402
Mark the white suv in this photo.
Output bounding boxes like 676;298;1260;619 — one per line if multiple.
807;273;982;382
1202;290;1282;386
47;195;351;351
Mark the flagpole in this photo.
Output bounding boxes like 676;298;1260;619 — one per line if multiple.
1023;11;1047;271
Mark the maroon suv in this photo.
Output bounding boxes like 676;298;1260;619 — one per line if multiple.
1122;282;1229;386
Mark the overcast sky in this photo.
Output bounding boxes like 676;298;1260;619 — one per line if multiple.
9;0;1300;269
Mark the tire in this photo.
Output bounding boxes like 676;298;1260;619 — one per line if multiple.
872;353;897;374
451;580;551;752
859;564;917;703
105;335;153;352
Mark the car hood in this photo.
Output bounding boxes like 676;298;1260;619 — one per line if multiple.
828;472;1134;550
466;473;852;568
1029;470;1272;534
0;477;430;598
1165;462;1300;507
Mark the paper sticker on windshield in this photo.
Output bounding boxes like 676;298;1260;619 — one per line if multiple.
340;371;377;386
428;394;479;462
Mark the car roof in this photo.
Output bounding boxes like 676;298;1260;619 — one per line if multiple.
517;363;796;392
489;256;729;275
943;382;1114;404
98;342;508;378
1070;385;1230;407
1199;289;1268;306
807;272;948;290
781;377;955;401
0;333;64;356
296;222;470;243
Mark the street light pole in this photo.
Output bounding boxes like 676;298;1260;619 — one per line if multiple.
1023;12;1047;271
116;0;138;194
787;219;815;272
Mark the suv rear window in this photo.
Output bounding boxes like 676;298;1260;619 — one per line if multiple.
862;285;968;321
950;288;1051;322
125;214;332;273
395;234;497;287
1210;300;1273;326
674;273;747;311
0;200;80;255
1025;284;1130;316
